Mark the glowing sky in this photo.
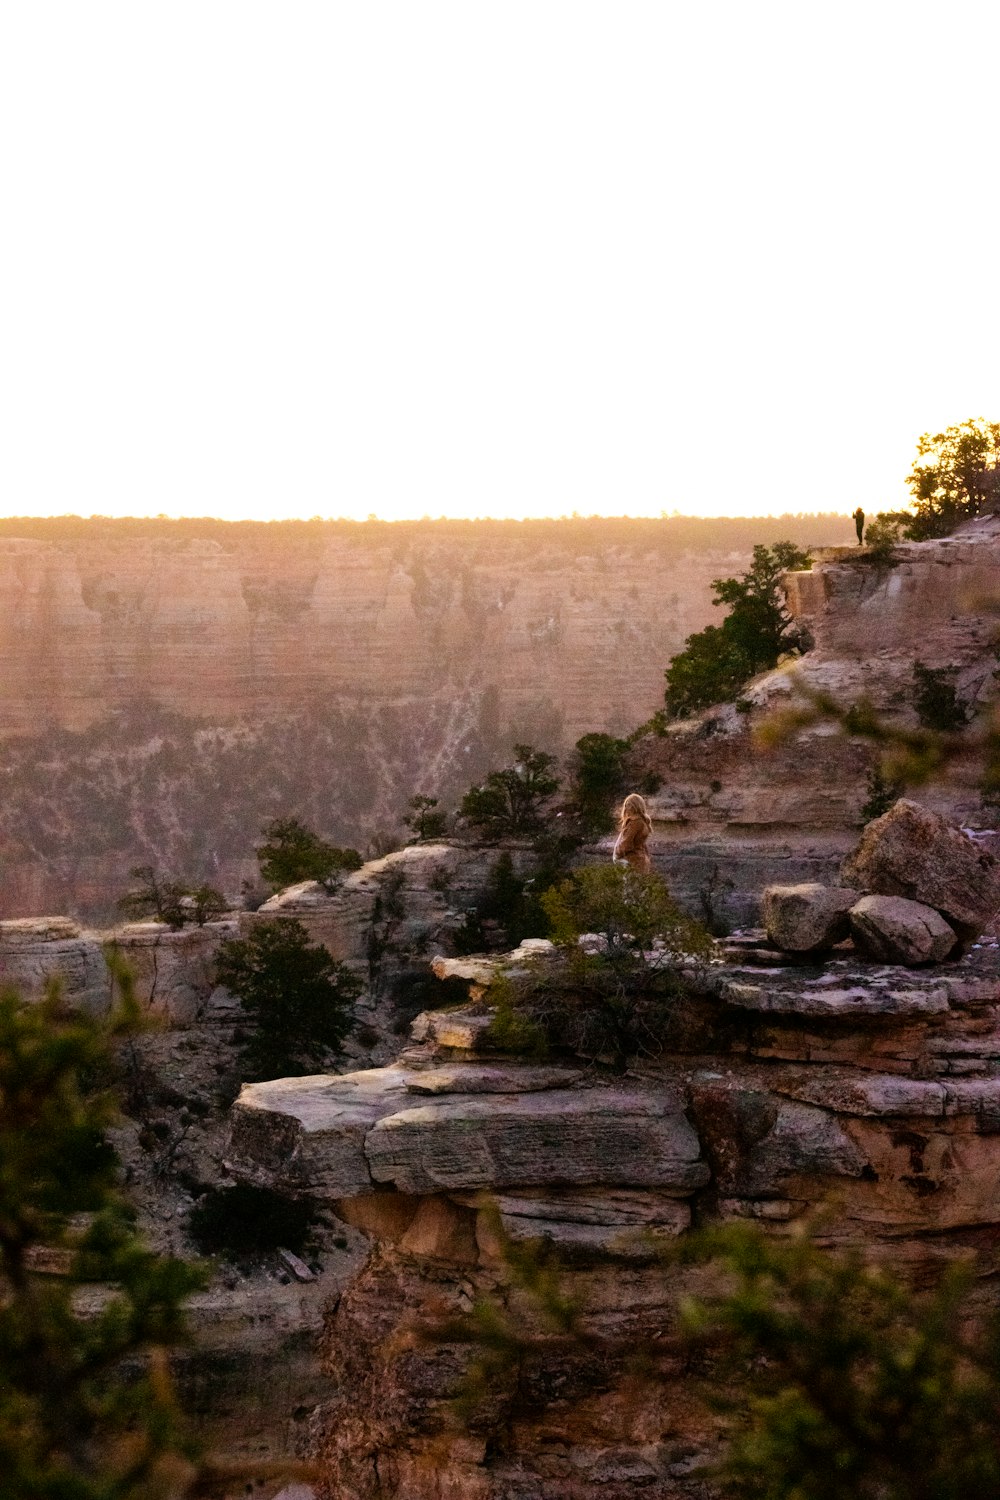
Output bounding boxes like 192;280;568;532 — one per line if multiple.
2;3;998;522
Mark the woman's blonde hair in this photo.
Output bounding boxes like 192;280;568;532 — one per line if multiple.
620;792;649;822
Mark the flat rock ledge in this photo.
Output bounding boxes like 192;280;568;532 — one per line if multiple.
717;950;1000;1017
228;1063;708;1201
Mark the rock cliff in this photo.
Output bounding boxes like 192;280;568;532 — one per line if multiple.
631;513;1000;928
0;515;846;920
7;510;1000;1496
231;935;1000;1499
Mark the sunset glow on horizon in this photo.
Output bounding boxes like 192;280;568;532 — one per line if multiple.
2;3;998;526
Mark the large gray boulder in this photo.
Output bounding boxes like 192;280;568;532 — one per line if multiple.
842;800;1000;943
849;894;957;966
762;883;860;953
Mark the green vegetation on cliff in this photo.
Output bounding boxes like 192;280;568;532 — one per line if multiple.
215;917;360;1079
902;417;1000;540
663;541;811;719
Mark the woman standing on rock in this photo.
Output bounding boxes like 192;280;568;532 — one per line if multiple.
613;793;653;873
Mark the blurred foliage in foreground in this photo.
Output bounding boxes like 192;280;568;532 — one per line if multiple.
680;1225;1000;1499
0;963;203;1500
450;1218;1000;1500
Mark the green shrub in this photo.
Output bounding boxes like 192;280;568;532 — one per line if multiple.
664;542;811;719
256;816;362;893
567;733;630;834
488;865;714;1069
404;794;449;840
461;1221;1000;1500
118;867;228;928
860;763;904;823
0;974;203;1499
859;512;904;564
452;837;582;955
484;977;549;1060
912;663;969;733
903;417;1000;539
188;884;228;925
459;744;561;837
683;1224;1000;1500
215;917;361;1079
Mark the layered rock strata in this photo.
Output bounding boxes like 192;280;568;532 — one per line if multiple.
1;517;839;919
632;514;1000;926
231;939;1000;1498
0;914;238;1022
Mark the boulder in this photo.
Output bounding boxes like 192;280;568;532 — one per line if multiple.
842;800;1000;942
762;883;860;953
849;894;957;966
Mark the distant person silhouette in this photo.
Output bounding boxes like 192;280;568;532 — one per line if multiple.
853;507;865;545
613;793;652;873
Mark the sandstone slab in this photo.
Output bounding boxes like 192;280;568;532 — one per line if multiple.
720;975;950;1017
473;1189;692;1256
230;1068;708;1201
404;1064;583;1095
409;1007;497;1051
762;883;860;953
843;799;1000;941
769;1070;948;1119
228;1067;412;1197
365;1088;708;1195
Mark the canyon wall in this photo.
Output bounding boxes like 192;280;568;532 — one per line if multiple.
0;515;847;920
231;936;1000;1500
633;514;1000;927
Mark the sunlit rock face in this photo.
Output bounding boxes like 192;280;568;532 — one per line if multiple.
630;514;1000;929
0;518;824;920
0;529;733;739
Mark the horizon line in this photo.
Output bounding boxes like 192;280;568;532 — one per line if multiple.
0;508;862;526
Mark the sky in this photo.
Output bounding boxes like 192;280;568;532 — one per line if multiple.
2;2;998;524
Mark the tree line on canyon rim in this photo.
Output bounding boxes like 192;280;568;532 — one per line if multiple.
2;418;1000;1498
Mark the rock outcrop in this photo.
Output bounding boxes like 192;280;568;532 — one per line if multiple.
229;1066;708;1206
0;914;238;1022
229;933;1000;1498
849;893;957;965
631;514;1000;927
761;803;1000;967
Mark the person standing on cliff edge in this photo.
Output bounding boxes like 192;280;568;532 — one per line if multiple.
613;793;653;873
853;506;865;544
